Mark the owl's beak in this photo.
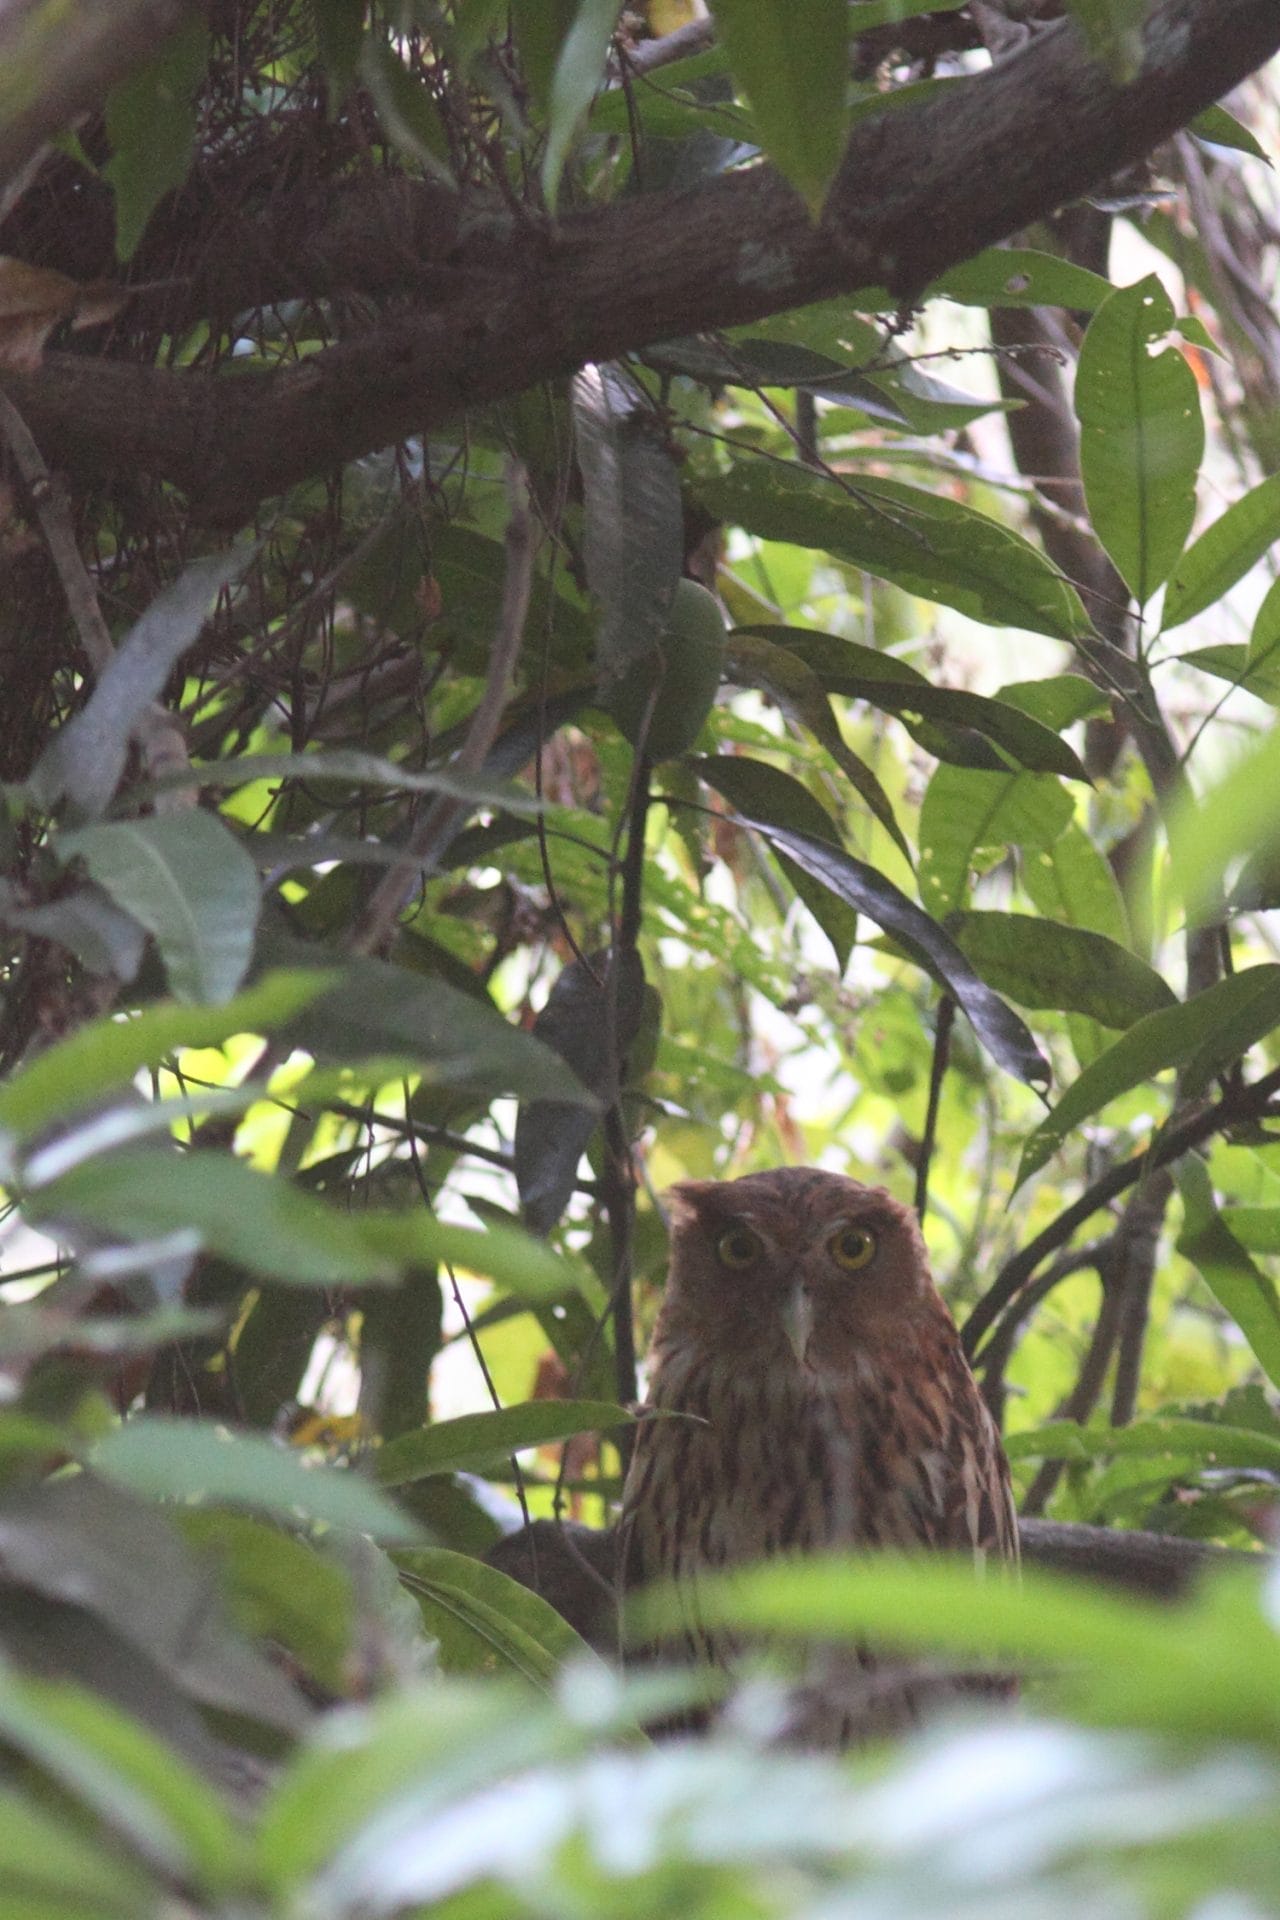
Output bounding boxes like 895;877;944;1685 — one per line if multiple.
780;1285;815;1367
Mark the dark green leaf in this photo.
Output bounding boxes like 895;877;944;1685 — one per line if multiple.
949;912;1175;1025
1190;103;1271;162
1077;274;1204;606
1016;966;1280;1188
0;970;330;1140
919;764;1074;917
393;1547;595;1683
934;247;1114;312
1177;1158;1280;1389
721;635;910;853
31;547;253;819
59;813;260;1005
1162;471;1280;632
92;1418;418;1542
104;18;209;259
376;1400;633;1486
702;466;1091;641
1005;1416;1280;1473
712;0;848;213
726;815;1050;1085
541;0;620;209
691;754;857;967
515;950;645;1233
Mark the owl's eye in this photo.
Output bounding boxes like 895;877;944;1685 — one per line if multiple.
829;1225;877;1271
716;1226;762;1269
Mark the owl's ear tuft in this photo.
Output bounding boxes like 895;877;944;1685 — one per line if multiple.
664;1180;721;1227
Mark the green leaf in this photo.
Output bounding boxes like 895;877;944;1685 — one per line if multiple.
393;1548;595;1684
312;0;365;106
1167;723;1280;920
0;1666;244;1890
376;1400;634;1487
1005;1416;1280;1474
720;635;910;854
1189;103;1270;163
31;547;254;819
0;1782;159;1915
711;0;849;214
281;957;600;1107
1077;274;1204;606
1064;0;1153;83
0;970;331;1141
540;0;619;210
1021;819;1129;945
360;37;453;182
192;748;543;813
690;753;857;967
176;1510;354;1694
30;1146;401;1287
573;363;683;688
1177;1157;1280;1388
1015;966;1280;1188
1177;644;1280;707
59;813;260;1005
934;247;1114;312
918;764;1075;918
1161;470;1280;632
92;1417;419;1543
104;17;209;259
701;466;1090;641
727;814;1050;1086
949;912;1175;1026
997;674;1111;732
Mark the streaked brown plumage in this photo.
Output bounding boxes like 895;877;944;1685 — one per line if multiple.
618;1167;1018;1742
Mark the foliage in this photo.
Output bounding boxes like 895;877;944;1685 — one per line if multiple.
0;1;1277;1914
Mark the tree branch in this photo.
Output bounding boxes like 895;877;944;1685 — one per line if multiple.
3;0;1277;526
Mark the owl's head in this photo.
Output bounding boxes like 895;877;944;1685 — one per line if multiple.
656;1166;938;1364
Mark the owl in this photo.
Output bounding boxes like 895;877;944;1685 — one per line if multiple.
617;1166;1018;1742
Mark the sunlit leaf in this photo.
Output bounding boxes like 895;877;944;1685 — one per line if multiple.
1162;471;1280;632
711;0;848;213
1177;1157;1280;1389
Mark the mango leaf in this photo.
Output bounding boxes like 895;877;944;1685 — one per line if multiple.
393;1548;595;1685
711;0;849;214
948;912;1175;1026
1015;966;1280;1188
92;1418;418;1542
281;957;599;1107
726;815;1050;1086
1076;274;1203;607
721;634;910;854
1177;644;1280;707
701;467;1091;641
0;878;146;981
1167;724;1280;920
1004;1416;1280;1474
31;546;254;819
1162;470;1280;632
541;0;621;209
0;1665;244;1889
934;247;1113;312
1177;1157;1280;1389
997;674;1110;732
175;1510;355;1695
0;1782;160;1915
628;1553;1280;1744
376;1400;634;1487
515;949;645;1234
1190;103;1271;162
0;969;330;1141
918;765;1074;918
690;753;858;967
59;813;259;1005
1021;819;1129;945
192;748;543;814
732;627;1089;781
573;363;683;688
29;1147;402;1288
104;17;209;259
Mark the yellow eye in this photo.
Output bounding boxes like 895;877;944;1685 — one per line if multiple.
716;1227;761;1269
829;1226;877;1271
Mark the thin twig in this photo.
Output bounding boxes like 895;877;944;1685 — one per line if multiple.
962;1061;1280;1358
915;993;954;1223
348;458;534;956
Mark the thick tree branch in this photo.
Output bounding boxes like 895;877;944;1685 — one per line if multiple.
2;0;1276;526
